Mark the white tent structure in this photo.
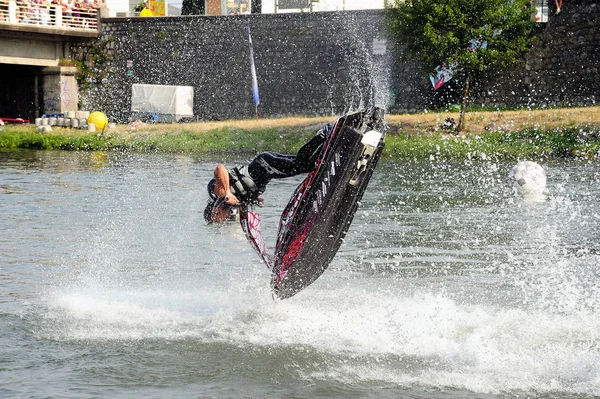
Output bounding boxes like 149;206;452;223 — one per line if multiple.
131;84;194;122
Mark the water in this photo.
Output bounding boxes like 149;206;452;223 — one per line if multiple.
1;150;599;398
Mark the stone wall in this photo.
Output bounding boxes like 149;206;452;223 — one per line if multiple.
467;0;600;109
75;1;600;123
75;11;409;123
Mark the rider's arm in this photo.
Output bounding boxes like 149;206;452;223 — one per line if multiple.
213;164;239;205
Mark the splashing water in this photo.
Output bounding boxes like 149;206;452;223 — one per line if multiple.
2;152;599;398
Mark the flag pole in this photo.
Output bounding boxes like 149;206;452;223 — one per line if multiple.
247;20;260;119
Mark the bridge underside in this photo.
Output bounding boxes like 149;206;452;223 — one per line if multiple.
0;25;96;121
0;64;40;121
0;63;80;122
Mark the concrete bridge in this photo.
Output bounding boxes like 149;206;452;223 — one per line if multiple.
0;0;103;121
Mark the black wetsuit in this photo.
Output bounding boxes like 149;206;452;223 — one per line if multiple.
227;125;330;204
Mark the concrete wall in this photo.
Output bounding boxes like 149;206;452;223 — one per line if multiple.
75;2;600;123
0;36;66;67
41;66;80;114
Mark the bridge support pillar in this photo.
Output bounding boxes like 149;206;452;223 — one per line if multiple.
40;66;79;115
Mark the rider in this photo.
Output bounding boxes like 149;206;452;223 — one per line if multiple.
204;124;331;223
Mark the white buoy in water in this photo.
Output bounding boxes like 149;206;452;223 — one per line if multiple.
509;161;546;197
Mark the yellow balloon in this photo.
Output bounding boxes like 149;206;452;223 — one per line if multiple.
87;111;108;130
140;8;153;17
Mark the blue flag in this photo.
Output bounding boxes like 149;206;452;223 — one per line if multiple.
248;22;260;106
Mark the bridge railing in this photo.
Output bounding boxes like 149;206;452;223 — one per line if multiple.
0;0;99;31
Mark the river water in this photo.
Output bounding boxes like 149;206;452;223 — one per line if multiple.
1;150;599;398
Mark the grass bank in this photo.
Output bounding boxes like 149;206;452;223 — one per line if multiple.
1;107;599;161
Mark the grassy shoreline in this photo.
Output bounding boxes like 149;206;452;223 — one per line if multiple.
1;107;599;161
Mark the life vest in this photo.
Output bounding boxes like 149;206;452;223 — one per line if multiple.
228;166;263;203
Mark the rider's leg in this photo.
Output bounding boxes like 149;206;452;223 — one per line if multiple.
294;124;331;173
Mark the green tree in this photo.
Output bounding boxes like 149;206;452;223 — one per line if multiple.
384;0;535;131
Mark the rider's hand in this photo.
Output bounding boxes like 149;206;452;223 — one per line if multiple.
224;193;239;205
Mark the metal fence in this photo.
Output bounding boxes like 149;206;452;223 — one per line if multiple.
0;0;98;30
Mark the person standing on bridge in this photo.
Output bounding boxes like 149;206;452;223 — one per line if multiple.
1;0;8;22
18;1;33;23
39;0;50;25
61;0;72;27
30;0;41;24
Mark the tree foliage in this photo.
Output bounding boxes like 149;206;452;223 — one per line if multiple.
384;0;536;130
